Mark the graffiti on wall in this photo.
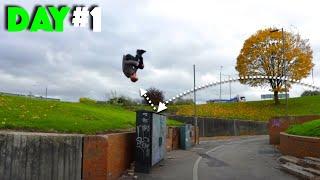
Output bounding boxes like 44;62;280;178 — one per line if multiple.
136;112;151;158
271;119;281;128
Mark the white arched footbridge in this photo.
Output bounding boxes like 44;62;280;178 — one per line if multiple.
140;75;320;113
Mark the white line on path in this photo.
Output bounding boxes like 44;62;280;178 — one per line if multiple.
192;137;265;180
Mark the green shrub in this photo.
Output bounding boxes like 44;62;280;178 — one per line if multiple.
301;90;320;97
174;99;194;105
79;97;96;104
108;96;138;106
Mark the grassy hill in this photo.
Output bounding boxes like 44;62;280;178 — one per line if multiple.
287;119;320;137
171;96;320;121
0;95;181;134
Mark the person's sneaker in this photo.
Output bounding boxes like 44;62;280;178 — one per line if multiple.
136;49;146;55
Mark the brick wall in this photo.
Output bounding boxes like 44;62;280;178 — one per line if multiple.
166;128;173;152
82;132;135;180
268;115;320;144
82;135;108;180
166;127;181;151
191;127;200;145
172;128;180;150
279;132;320;158
107;133;135;179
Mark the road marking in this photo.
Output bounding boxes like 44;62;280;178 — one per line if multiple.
192;136;266;180
192;155;203;180
193;145;224;180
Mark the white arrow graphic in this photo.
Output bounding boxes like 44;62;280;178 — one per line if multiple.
140;88;147;97
157;102;167;113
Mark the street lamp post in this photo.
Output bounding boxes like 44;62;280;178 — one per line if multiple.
219;66;223;100
270;28;288;117
193;64;198;144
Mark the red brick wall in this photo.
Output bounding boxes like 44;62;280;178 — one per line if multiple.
82;132;135;180
107;133;135;180
83;135;109;180
268;115;320;144
280;132;320;158
172;128;180;150
166;128;173;152
191;127;200;145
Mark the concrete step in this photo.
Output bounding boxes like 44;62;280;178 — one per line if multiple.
280;162;317;180
305;157;320;164
304;167;320;176
302;159;320;170
279;156;320;170
278;155;300;164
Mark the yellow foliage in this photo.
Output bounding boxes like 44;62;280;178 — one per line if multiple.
236;28;313;94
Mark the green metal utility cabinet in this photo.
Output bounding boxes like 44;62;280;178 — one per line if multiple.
180;124;193;150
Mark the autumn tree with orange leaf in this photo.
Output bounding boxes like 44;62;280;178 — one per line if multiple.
236;28;313;104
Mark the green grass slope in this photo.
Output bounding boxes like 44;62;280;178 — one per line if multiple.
286;119;320;137
0;95;181;134
172;96;320;121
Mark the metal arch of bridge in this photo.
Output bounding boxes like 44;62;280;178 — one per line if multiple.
140;75;320;112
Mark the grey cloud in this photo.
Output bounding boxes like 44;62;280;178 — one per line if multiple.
0;0;318;102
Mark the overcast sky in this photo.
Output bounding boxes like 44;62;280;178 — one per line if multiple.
0;0;319;102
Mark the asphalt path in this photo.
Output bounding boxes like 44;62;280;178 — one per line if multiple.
137;135;296;180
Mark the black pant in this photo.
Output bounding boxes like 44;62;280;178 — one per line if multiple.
125;54;144;69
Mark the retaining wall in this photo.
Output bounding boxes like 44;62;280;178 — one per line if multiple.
106;133;135;179
268;115;320;144
169;115;267;137
0;128;189;180
279;132;320;158
82;132;135;180
0;131;83;180
0;131;136;180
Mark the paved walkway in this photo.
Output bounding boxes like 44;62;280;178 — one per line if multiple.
137;135;296;180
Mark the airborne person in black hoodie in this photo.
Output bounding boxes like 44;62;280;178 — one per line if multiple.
122;49;146;82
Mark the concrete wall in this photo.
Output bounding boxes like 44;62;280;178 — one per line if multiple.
268;115;320;145
0;131;83;180
1;129;190;180
82;132;135;180
280;132;320;158
169;115;267;137
0;131;136;180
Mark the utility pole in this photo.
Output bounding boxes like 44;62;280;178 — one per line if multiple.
312;68;314;85
193;65;198;144
229;75;232;99
281;28;289;117
220;66;222;100
45;87;48;99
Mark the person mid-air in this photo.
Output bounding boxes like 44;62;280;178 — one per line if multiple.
122;49;146;82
